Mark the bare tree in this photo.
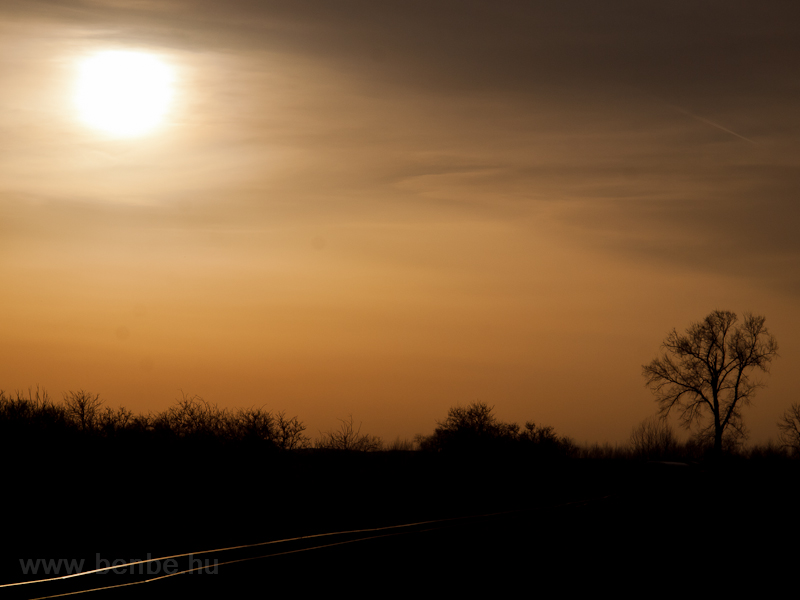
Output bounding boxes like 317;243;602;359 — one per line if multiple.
629;416;680;461
317;415;382;451
777;403;800;456
642;310;778;457
63;390;104;431
97;405;135;435
162;392;229;438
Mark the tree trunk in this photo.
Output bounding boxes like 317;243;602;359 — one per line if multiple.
714;423;723;457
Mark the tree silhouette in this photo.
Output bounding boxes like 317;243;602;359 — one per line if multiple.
642;310;778;457
316;415;382;451
629;416;680;461
416;402;510;454
777;403;800;456
415;401;573;457
62;390;104;432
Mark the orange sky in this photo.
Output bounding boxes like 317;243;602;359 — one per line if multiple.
2;1;799;445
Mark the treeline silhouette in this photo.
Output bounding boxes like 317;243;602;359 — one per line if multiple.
0;388;308;454
2;388;797;463
0;389;576;460
1;389;591;577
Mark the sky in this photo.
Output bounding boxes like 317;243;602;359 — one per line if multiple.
2;0;799;445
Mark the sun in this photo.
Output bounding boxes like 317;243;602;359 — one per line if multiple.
74;51;174;138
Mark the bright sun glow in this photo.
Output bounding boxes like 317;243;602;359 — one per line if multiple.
75;51;174;137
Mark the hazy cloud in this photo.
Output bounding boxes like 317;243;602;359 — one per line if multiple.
2;1;799;441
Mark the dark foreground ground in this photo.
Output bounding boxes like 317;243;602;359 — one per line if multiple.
3;451;798;598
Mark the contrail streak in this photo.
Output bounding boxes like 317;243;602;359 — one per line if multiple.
631;86;758;145
665;102;757;144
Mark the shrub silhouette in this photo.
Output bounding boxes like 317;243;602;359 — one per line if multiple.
778;403;800;457
233;405;275;443
153;393;230;440
517;421;577;459
316;415;382;451
416;402;573;458
386;436;416;451
415;402;508;454
274;411;311;450
629;416;681;461
0;387;71;441
149;393;310;451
